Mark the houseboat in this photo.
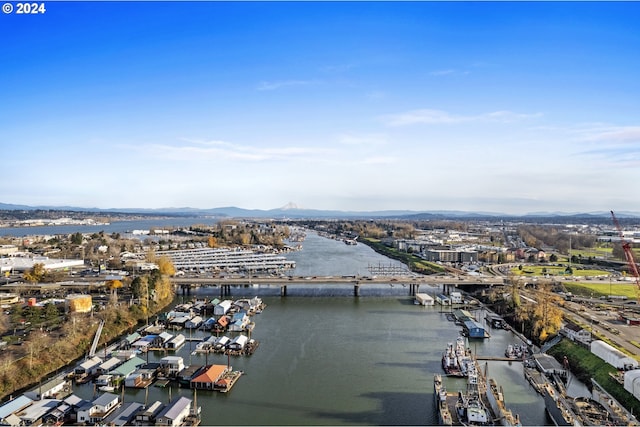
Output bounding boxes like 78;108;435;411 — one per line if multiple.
165;334;186;351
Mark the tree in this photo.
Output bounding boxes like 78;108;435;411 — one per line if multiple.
70;232;83;245
156;256;176;276
106;279;123;304
23;263;46;283
43;302;59;323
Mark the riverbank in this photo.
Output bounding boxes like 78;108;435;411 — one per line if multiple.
0;294;175;401
358;237;445;274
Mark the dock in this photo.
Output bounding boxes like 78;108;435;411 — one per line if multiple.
216;370;243;393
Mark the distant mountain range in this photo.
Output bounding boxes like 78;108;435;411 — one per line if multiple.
1;202;639;221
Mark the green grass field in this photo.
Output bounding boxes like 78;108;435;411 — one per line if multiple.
510;265;610;277
563;281;639;299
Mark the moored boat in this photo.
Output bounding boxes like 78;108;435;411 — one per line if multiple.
434;373;453;426
542;382;576;427
486;377;521;426
455;365;490;426
442;342;464;377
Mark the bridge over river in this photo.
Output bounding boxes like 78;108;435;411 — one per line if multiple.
171;275;507;296
1;274;506;297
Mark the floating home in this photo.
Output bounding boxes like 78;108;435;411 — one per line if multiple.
154;396;193;427
76;392;120;425
228;335;249;352
159;356;185;377
462;319;489;339
190;365;231;390
102;401;144;426
165;334;186;351
214;300;233;316
436;294;450;305
415;293;434;306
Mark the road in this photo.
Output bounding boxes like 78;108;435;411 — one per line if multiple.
170;274;506;287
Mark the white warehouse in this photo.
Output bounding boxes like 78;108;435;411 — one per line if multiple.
590;340;638;370
624;370;640;402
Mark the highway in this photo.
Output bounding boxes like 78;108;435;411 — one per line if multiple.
170;274;507;287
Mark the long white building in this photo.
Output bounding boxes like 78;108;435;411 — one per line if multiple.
155;247;295;273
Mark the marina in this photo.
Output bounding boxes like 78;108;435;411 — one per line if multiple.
2;230;623;426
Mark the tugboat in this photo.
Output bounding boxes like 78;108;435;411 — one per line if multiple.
504;344;525;360
442;342;463;377
434;373;453;426
456;364;490;426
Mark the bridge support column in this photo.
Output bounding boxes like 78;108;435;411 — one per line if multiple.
354;284;360;297
220;284;231;297
280;285;287;297
409;283;419;296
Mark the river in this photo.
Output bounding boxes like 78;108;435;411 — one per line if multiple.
65;231;554;425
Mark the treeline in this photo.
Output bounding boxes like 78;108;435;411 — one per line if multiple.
484;283;563;344
517;225;596;253
0;269;175;401
190;220;290;247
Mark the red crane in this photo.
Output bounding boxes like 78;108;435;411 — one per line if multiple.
610;210;640;298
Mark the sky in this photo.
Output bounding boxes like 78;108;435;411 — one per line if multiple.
1;1;639;215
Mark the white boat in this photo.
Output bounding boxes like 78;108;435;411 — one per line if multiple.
455;365;490;426
95;374;117;392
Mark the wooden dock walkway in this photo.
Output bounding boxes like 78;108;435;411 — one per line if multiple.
476;356;523;362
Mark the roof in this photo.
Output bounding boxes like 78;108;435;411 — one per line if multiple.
79;356;103;369
156;396;191;421
102;402;144;426
563;320;584;333
93;392;119;407
533;353;565;373
138;400;164;418
110;356;146;376
99;357;123;370
63;394;87;407
25;375;66;398
19;399;60;423
0;395;33;419
191;365;227;384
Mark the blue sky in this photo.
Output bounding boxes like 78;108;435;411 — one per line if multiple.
2;1;639;215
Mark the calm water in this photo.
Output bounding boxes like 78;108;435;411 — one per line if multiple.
67;232;548;425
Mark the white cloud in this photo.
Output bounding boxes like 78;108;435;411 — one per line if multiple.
129;138;335;163
581;126;640;143
359;156;397;165
571;124;640;167
381;109;542;126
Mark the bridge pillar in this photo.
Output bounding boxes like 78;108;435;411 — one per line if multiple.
220;284;231;297
280;285;287;297
354;284;360;297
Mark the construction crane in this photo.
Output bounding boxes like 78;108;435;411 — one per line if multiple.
610;210;640;302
